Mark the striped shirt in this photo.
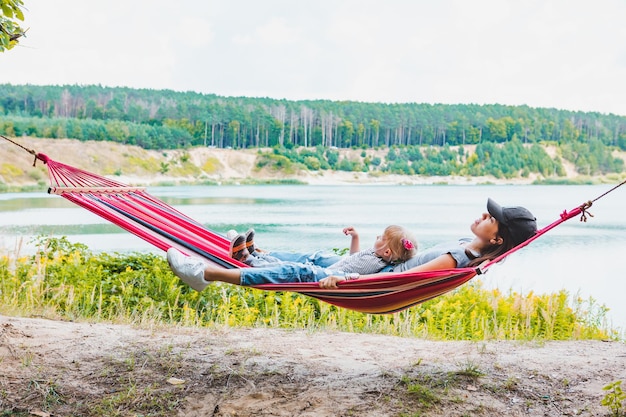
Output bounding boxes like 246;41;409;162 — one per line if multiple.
327;248;389;275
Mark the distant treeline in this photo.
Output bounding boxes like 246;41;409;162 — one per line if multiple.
0;84;625;177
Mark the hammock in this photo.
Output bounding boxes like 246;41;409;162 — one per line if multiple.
10;141;621;314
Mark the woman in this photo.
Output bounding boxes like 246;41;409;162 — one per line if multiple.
167;198;536;291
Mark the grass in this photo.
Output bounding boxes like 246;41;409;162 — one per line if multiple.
532;177;596;185
201;156;223;174
397;361;487;415
0;236;619;342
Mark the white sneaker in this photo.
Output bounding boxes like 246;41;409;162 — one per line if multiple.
226;229;238;240
166;248;210;292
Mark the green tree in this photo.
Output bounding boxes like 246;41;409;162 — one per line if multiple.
0;0;26;52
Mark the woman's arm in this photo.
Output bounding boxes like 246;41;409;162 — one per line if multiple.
403;253;457;272
318;253;458;289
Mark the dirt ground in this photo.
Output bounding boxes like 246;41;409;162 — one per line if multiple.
1;314;624;417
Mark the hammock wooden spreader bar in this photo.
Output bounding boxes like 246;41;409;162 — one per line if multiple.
38;153;247;270
29;151;620;314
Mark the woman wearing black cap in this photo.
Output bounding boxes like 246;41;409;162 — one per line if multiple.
318;198;536;288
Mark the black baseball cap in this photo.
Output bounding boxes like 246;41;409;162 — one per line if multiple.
487;198;537;246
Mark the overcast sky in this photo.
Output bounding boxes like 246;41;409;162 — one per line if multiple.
2;0;625;116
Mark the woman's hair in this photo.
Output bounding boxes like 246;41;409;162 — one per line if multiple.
383;225;418;262
466;223;516;267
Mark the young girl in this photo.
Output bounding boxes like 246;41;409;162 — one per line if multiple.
230;226;411;269
167;225;417;291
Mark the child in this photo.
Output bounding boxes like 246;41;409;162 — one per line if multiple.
229;226;416;271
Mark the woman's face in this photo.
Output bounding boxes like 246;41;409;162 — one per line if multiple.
470;212;501;243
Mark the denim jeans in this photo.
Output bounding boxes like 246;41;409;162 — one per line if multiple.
240;261;343;285
267;250;342;267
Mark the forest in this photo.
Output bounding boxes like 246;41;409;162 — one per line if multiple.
0;84;625;178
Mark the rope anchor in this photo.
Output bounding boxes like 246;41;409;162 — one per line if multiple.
0;134;42;166
578;201;593;222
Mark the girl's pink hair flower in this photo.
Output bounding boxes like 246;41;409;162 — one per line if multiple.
402;238;415;250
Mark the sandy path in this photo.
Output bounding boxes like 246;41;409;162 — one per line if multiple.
1;314;625;416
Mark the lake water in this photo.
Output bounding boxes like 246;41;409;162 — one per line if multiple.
1;183;625;332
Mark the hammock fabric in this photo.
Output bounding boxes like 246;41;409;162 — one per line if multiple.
32;152;600;314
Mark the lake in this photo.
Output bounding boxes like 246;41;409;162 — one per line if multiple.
1;183;625;332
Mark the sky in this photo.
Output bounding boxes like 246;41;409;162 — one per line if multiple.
2;0;626;116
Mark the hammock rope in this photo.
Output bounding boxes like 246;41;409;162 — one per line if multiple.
4;135;625;314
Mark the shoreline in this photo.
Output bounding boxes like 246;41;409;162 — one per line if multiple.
1;137;624;189
110;169;602;188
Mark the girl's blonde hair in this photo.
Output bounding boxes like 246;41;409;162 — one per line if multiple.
383;225;418;262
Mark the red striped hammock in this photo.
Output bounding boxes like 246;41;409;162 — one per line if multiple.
35;152;596;314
